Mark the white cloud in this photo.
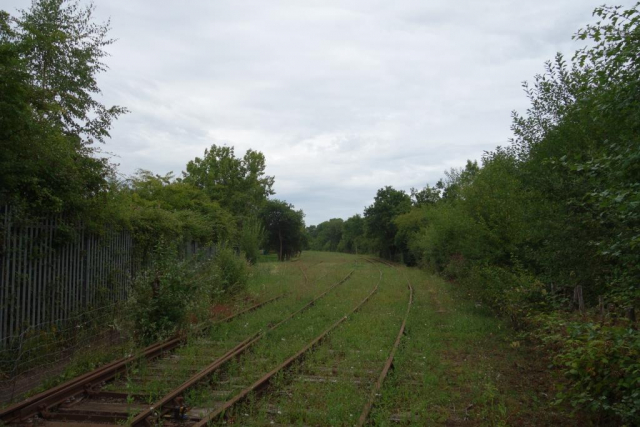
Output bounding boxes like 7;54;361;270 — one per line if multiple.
4;0;635;224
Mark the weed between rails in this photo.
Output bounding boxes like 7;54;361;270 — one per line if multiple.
7;252;581;426
234;261;409;426
196;258;378;422
102;254;354;404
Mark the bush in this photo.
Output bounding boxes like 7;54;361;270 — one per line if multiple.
238;218;265;264
209;244;249;293
410;203;488;272
127;246;195;343
461;264;547;328
127;242;249;344
536;319;640;425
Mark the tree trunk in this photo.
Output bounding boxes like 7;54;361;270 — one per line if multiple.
278;229;283;261
573;285;585;314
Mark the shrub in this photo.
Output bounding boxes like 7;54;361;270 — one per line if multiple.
539;320;640;425
238;218;265;264
410;203;488;272
127;242;249;344
127;245;196;343
461;263;546;328
209;244;249;294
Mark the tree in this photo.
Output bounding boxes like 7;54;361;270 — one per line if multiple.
339;214;365;254
182;145;275;217
309;218;343;251
438;160;480;201
260;199;305;261
125;170;236;263
16;0;127;145
0;1;125;219
393;206;429;265
410;184;441;206
364;186;411;259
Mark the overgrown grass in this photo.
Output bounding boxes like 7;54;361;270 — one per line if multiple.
239;260;408;426
103;252;358;406
189;255;371;417
369;268;578;426
5;252;583;427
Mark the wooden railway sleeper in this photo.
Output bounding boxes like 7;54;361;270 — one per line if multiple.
193;271;382;427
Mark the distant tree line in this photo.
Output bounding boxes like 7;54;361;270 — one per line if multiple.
309;3;640;424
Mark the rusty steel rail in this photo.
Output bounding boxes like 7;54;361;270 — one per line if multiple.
215;293;284;324
193;272;382;427
127;270;354;426
25;271;353;426
298;260;324;284
0;294;284;424
0;336;182;424
357;272;414;426
127;333;261;426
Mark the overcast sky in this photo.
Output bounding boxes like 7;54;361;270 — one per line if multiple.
5;1;635;225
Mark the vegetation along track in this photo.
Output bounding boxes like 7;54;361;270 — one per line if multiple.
1;259;353;426
2;252;561;425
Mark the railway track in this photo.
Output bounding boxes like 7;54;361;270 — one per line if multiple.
190;274;380;427
0;293;284;426
237;257;413;427
1;265;353;426
3;257;412;427
357;258;413;426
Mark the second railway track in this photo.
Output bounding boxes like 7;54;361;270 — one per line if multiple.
2;260;354;426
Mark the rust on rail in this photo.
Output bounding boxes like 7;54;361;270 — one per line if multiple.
193;272;381;427
128;270;354;426
0;293;284;424
357;272;414;426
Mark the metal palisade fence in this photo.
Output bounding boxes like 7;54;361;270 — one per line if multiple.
0;206;135;345
0;206;219;403
0;206;135;402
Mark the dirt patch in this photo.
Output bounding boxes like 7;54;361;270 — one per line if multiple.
210;304;234;320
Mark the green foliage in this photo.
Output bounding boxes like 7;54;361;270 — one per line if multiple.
127;242;197;343
122;170;236;264
181;145;275;217
307;218;344;251
410;184;441;206
0;1;124;220
533;318;640;425
339;214;367;253
127;242;248;344
364;186;411;259
16;0;127;145
393;205;429;265
411;202;487;273
239;217;265;264
310;3;640;423
209;244;249;293
260;199;306;261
